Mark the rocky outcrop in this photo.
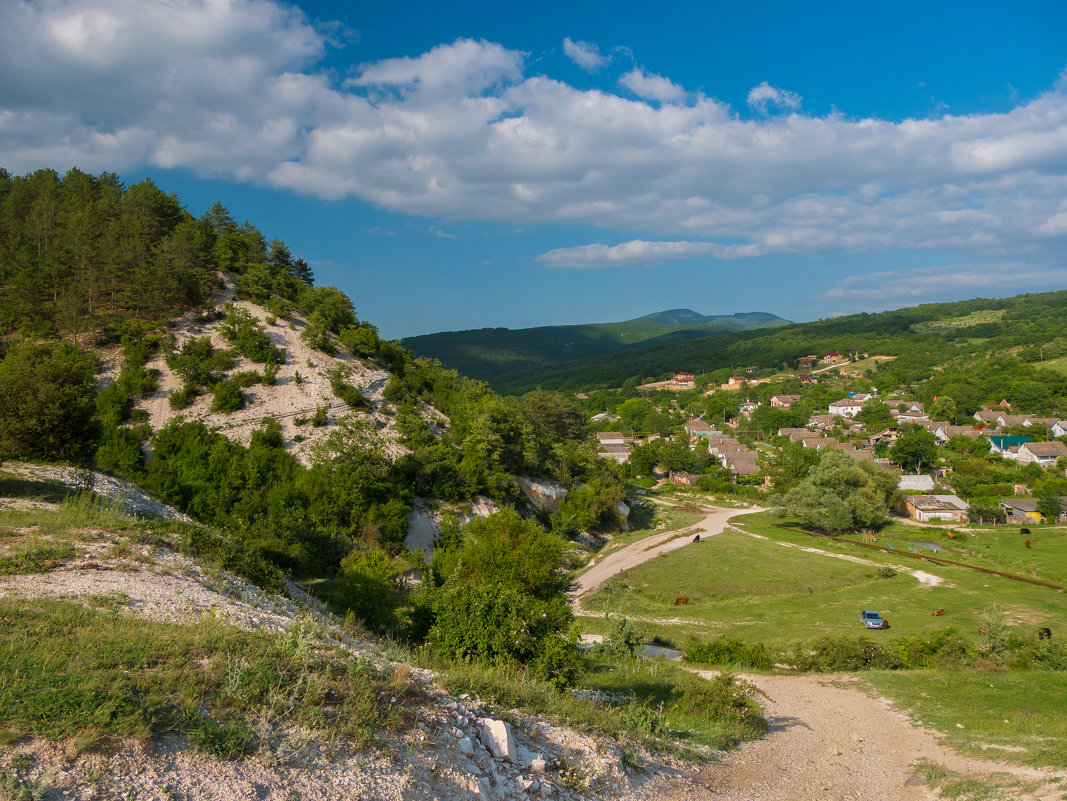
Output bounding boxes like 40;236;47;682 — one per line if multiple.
516;476;569;515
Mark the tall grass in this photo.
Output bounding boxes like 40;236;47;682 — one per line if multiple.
0;598;406;754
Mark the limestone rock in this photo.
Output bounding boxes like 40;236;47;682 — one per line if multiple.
479;719;516;763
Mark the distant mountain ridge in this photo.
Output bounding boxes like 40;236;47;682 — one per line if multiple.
635;309;786;328
402;309;790;385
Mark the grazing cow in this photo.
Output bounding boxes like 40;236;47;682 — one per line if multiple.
1026;540;1032;549
1039;628;1052;640
674;597;689;606
1020;528;1031;535
932;609;944;616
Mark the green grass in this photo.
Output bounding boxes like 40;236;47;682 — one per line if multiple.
863;671;1067;769
1035;355;1067;376
912;308;1007;331
0;597;406;754
582;513;1066;645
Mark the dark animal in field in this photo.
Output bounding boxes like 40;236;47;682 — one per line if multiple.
932;609;944;616
1021;528;1031;535
674;597;689;606
693;534;701;543
1039;627;1052;640
1026;539;1032;549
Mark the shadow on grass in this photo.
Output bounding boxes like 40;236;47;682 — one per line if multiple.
0;475;76;505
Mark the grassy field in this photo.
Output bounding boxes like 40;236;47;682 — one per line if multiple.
582;512;1065;644
862;670;1067;769
1035;355;1067;377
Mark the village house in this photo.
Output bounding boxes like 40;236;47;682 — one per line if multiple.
798;355;818;368
777;427;812;441
821;352;843;364
591;411;620;423
973;410;1001;427
989;435;1031;458
596;431;632;462
770;394;801;408
898;475;936;492
827;394;872;418
934;425;985;443
798;374;816;385
1050;421;1067;438
801;436;837;450
674;372;696;388
996;413;1033;428
669;470;700;487
999;497;1067;523
899;494;969;523
1016;441;1067;467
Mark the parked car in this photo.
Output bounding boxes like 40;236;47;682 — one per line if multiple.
861;610;888;629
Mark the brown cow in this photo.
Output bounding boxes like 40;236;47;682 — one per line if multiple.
674;597;689;606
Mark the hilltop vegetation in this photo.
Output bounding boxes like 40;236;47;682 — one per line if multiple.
492;291;1067;397
0;166;631;689
401;309;789;384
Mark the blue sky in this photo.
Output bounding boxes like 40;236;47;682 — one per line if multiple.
2;1;1066;339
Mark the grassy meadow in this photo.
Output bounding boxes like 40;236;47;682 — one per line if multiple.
582;512;1065;644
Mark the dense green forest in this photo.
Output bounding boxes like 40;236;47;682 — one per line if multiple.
492;291;1067;398
401;310;788;383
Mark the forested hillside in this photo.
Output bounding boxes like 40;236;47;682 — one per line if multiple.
401;309;789;383
0;167;629;686
495;291;1067;402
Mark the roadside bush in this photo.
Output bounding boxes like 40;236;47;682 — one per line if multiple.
311;406;328;427
893;628;975;669
598;616;645;659
328;367;369;409
788;635;903;672
677;671;767;736
217;305;282;364
685;635;775;670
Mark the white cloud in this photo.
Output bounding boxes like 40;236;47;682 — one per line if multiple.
2;0;1067;270
562;38;609;72
537;240;723;268
747;81;802;112
821;262;1067;310
618;67;687;103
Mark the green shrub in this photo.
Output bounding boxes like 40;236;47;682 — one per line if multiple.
210;381;245;413
788;634;903;672
677;671;767;736
685;635;775;670
598;616;645;659
333;544;397;629
95;382;131;427
893;628;975;669
168;383;197;410
231;370;261;388
95;425;145;476
311;407;328;427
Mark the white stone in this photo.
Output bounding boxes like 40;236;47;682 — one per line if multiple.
529;756;547;774
458;736;475;756
479;719;517;763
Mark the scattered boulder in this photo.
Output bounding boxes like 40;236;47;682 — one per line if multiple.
479;719;516;763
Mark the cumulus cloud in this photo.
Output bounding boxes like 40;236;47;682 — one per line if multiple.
2;0;1067;269
562;37;609;72
747;81;802;112
618;67;687;103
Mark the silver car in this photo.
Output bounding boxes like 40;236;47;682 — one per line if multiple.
861;610;887;629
